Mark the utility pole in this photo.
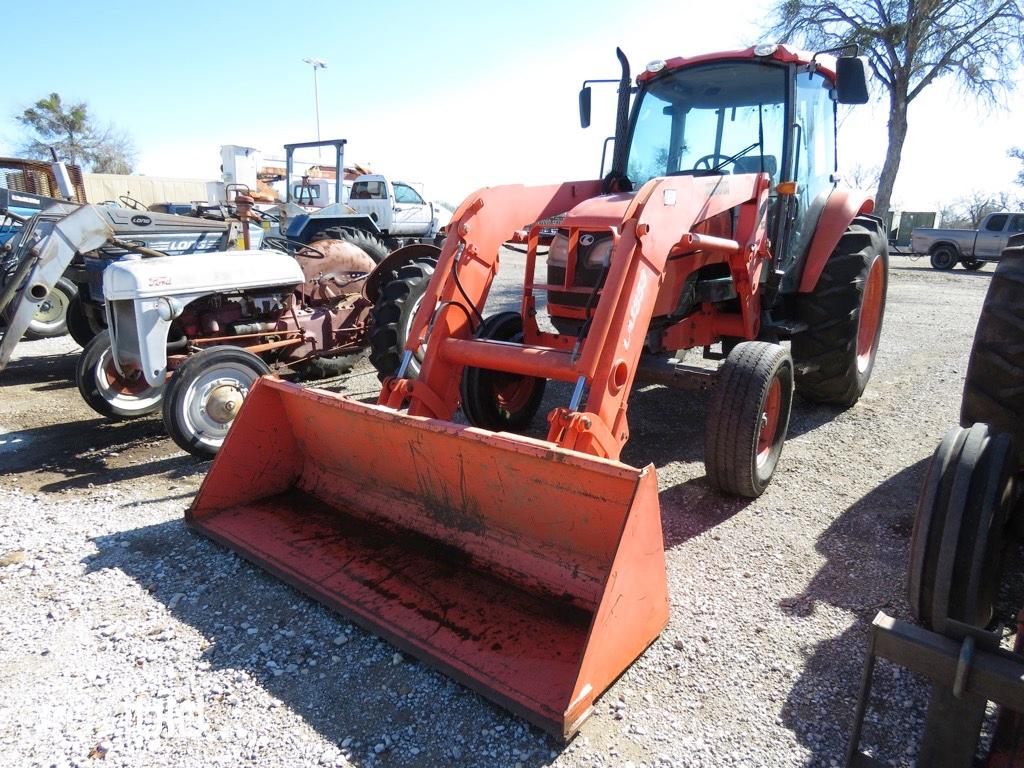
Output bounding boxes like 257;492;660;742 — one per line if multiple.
302;58;327;161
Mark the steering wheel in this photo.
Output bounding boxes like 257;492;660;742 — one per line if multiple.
692;154;733;173
119;194;144;210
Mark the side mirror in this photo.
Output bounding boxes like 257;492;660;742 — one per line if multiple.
579;86;592;129
835;56;869;104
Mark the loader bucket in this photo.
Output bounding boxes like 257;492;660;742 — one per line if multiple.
190;377;669;738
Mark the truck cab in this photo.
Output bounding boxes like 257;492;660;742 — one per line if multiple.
348;175;434;237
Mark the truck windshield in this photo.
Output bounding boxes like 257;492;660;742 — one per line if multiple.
626;61;787;186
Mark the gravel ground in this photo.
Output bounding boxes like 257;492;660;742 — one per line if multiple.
1;252;1017;768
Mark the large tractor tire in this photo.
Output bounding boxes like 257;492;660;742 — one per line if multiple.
960;245;1024;465
23;277;76;340
792;214;888;407
705;341;794;498
76;330;165;420
310;227;389;264
461;312;547;432
162;346;271;457
367;260;436;379
907;423;1016;632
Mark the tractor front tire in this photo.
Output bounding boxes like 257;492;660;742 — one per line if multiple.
961;245;1024;464
76;330;165;420
162;346;271;457
461;312;547;432
907;423;1016;632
367;260;436;379
66;293;102;349
705;341;794;498
310;227;390;264
792;215;888;407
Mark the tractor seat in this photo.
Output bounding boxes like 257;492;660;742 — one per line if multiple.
733;154;777;179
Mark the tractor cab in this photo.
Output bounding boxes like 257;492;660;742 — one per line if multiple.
579;45;868;289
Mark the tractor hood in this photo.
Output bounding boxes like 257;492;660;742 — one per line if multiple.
559;191;636;231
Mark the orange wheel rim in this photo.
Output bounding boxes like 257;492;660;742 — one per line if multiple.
857;256;885;374
494;375;534;414
103;359;149;395
756;377;782;467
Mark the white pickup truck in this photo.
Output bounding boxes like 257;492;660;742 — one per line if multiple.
912;211;1024;270
347;174;447;239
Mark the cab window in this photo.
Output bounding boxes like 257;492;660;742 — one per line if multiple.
986;214;1008;232
393;183;425;205
1006;214;1024;233
351;181;387;200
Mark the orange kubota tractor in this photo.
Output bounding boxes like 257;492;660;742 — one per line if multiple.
188;45;886;737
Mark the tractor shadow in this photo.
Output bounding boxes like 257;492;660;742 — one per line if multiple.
84;519;565;768
1;414;206;492
775;457;961;763
1;349;79;389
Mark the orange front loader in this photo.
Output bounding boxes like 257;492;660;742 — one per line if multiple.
190;45;885;737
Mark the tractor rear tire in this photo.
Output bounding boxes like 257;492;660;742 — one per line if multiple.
460;312;547;432
961;246;1024;465
792;215;887;407
367;260;436;379
705;341;794;498
310;227;389;264
162;346;271;457
24;277;76;340
930;244;959;270
907;423;1016;632
76;330;165;420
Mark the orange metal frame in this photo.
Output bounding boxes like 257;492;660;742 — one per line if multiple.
380;172;770;461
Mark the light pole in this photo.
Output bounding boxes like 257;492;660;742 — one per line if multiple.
302;58;327;155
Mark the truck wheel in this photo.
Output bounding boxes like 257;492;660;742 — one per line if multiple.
961;247;1024;465
66;293;104;349
310;227;390;264
930;244;959;270
367;260;436;379
76;330;165;419
461;312;547;432
162;346;271;457
705;341;793;498
962;258;985;271
24;277;76;340
792;215;888;407
907;424;1016;632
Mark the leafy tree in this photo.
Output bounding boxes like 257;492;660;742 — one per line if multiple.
767;1;1024;220
16;92;136;172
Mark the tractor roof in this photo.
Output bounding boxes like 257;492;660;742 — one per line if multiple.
637;45;836;83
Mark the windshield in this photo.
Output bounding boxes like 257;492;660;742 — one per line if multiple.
626;61;787;186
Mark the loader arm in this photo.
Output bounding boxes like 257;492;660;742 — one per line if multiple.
382;172;771;461
0;205;113;371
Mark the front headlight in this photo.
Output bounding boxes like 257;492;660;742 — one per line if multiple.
548;233;569;267
585;238;614;268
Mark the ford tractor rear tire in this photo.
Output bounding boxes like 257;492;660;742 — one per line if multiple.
311;227;390;264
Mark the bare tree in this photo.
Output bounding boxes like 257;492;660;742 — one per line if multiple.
1012;146;1024;186
940;189;1014;227
16;92;136;173
767;1;1024;221
846;162;882;191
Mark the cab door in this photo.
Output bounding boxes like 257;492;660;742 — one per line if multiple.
975;214;1009;259
391;183;432;236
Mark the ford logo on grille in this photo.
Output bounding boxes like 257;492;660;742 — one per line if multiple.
131;215;152;226
580;234;595;246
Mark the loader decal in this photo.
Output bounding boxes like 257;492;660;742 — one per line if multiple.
622;268;650;350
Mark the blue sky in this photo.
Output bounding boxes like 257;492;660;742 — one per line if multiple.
2;0;1022;210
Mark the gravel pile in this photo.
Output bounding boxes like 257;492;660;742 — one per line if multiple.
0;255;1006;767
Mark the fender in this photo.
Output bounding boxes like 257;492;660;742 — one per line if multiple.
363;243;441;304
797;188;875;293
